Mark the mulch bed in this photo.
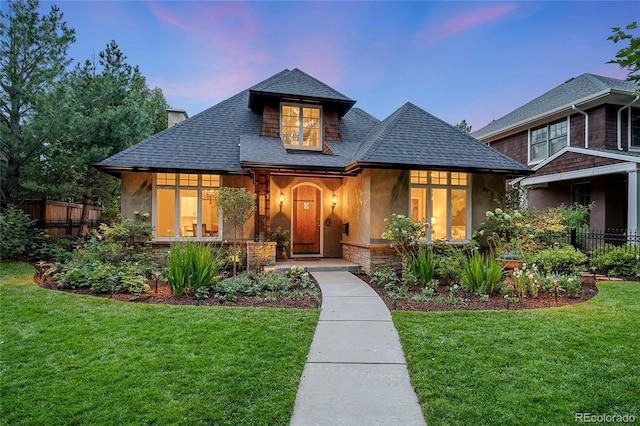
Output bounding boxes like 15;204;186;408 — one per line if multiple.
35;270;637;312
356;273;601;312
35;275;321;309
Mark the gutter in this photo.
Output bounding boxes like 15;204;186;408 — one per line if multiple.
571;105;589;148
618;95;640;150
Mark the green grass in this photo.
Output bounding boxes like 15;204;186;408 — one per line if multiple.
394;281;640;426
0;262;319;425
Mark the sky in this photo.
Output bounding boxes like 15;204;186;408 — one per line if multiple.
23;0;639;132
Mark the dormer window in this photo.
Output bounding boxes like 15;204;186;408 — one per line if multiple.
281;104;322;150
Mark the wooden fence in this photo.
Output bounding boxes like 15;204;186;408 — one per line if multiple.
21;200;101;237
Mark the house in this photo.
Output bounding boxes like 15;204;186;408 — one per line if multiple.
473;73;639;236
96;68;531;273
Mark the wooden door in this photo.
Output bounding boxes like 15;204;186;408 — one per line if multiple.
292;185;321;255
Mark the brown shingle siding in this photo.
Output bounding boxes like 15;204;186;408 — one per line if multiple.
260;104;279;137
534;152;621;177
323;107;342;141
489;130;528;166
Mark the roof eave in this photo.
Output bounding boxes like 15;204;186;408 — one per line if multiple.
93;164;246;177
248;90;356;117
345;161;533;177
476;88;617;142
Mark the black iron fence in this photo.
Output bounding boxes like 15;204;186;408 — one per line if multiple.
561;228;640;256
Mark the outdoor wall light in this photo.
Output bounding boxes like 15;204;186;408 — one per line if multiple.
331;192;337;209
279;190;285;211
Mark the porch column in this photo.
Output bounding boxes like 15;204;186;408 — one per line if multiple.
628;168;639;239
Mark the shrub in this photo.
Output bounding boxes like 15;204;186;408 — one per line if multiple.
164;241;226;296
285;266;314;289
0;205;36;260
371;266;398;287
431;242;464;285
459;251;504;295
526;246;587;275
381;213;427;259
256;271;292;292
406;244;435;285
216;274;254;301
591;245;640;277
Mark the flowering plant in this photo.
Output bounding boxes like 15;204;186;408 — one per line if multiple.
381;214;428;259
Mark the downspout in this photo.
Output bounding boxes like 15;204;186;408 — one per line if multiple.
571;105;589;148
618;95;639;151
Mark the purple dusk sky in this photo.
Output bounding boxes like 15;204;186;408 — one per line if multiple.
30;1;638;132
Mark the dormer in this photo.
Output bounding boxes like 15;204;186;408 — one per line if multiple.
248;69;356;150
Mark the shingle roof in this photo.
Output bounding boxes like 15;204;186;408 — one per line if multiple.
248;68;356;117
473;73;638;139
96;69;531;178
239;107;379;171
96;89;259;174
251;68;354;102
350;102;531;175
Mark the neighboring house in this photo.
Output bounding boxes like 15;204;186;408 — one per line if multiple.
96;68;530;273
473;73;640;235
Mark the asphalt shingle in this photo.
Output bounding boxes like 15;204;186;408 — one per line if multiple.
96;69;530;177
352;102;531;174
473;73;638;139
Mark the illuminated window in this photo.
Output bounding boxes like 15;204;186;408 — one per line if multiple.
410;171;470;241
155;174;222;239
281;104;322;150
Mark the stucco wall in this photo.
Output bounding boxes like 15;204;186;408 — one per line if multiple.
369;169;409;243
471;173;505;232
121;172;153;219
342;171;370;245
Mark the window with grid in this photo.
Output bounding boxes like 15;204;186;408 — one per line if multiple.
281;104;322;150
410;171;470;241
155;173;222;239
631;107;640;148
530;119;567;162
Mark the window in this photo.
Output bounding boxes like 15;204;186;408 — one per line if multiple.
155;173;221;239
410;171;470;241
281;104;321;150
530;119;567;162
631;107;640;148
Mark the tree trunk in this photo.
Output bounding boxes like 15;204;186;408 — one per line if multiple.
78;167;95;239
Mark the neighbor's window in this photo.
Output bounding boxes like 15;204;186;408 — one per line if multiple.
281;104;321;150
155;173;221;239
530;119;567;162
410;171;470;241
630;107;640;148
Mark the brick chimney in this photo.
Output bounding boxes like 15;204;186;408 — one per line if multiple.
167;108;188;127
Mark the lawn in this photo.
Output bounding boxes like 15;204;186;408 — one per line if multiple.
394;281;640;426
0;262;319;425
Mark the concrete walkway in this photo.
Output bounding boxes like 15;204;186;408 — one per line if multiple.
290;271;426;426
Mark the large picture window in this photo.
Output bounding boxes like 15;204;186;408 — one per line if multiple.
155;173;221;239
281;104;321;150
410;171;470;241
530;119;567;162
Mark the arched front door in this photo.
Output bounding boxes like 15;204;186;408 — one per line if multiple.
292;184;321;256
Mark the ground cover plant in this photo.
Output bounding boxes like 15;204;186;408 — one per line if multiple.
0;262;319;425
393;281;640;425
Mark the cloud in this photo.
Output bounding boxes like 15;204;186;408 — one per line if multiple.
146;2;191;32
418;4;517;43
